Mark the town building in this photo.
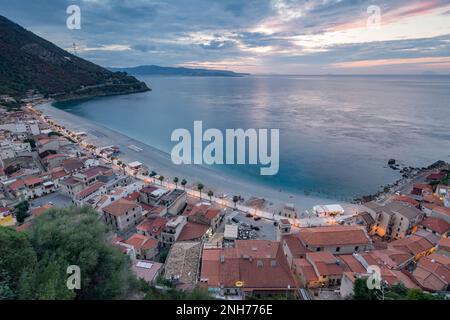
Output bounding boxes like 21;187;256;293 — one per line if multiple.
103;198;143;231
365;201;424;240
200;240;296;299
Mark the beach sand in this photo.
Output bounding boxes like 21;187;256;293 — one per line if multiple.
36;102;335;212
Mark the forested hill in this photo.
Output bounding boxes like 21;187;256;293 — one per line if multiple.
0;15;149;100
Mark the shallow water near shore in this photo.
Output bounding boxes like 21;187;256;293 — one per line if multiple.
54;75;450;201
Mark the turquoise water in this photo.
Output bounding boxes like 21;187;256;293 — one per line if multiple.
54;75;450;201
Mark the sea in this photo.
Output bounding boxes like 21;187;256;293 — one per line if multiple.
54;75;450;201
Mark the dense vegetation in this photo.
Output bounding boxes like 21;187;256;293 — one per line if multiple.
352;278;445;300
0;207;141;300
0;15;149;100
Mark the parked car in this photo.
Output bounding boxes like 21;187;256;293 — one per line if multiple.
254;216;262;221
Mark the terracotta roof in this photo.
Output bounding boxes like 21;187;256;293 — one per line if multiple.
124;191;140;201
423;195;444;206
200;241;296;290
340;255;366;273
412;254;450;292
393;195;419;207
31;203;54;217
76;181;105;199
432;206;450;217
426;173;446;181
306;252;345;277
438;238;450;251
390;235;435;256
44;153;66;161
282;234;310;257
62;158;84;172
51;168;68;180
23;176;43;187
298;225;370;247
125;233;158;251
140;185;159;194
137;217;167;235
82;165;111;178
293;258;318;282
8;179;25;191
0;168;4;176
420;217;450;235
103;198;140;217
16;222;32;232
177;222;209;241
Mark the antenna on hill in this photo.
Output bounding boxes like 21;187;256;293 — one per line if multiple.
72;42;78;56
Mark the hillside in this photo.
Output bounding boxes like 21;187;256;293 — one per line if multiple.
110;65;250;77
0;15;150;101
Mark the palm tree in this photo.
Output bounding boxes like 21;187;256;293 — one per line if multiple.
233;195;240;208
197;183;204;199
181;179;187;191
173;177;179;189
208;190;214;202
158;175;165;186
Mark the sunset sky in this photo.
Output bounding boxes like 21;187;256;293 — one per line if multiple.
1;0;450;74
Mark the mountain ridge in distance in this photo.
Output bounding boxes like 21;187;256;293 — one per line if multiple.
0;15;150;101
109;65;250;77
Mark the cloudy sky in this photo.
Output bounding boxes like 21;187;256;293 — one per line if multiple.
1;0;450;74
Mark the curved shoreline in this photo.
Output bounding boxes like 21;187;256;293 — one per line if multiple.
35;102;336;212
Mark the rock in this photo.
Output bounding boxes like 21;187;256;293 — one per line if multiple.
388;159;396;166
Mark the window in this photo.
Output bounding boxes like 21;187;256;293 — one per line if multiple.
336;247;341;253
355;246;359;251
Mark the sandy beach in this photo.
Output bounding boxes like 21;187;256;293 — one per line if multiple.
36;102;337;212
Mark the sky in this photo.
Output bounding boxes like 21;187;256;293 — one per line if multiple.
1;0;450;74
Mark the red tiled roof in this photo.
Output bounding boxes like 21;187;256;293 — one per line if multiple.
8;179;25;191
124;191;140;202
298;225;370;247
293;258;318;282
426;173;446;181
137;217;167;235
16;222;32;232
412;254;450;292
306;252;344;277
438;237;450;251
178;222;209;241
140;185;159;194
432;206;450;217
282;234;310;257
390;235;435;256
125;233;158;251
0;168;5;176
200;241;296;290
420;217;450;235
103;198;140;217
393;195;419;207
76;181;105;199
23;176;43;187
340;255;366;273
62;158;84;172
31;203;54;217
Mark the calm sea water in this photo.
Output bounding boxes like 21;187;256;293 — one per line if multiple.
55;75;450;201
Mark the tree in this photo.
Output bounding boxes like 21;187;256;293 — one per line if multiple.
150;171;157;178
23;206;139;300
352;278;378;300
197;183;204;199
24;138;36;149
0;227;37;300
173;177;179;188
158;175;165;186
181;179;187;190
232;196;240;208
208;190;214;202
14;200;30;224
